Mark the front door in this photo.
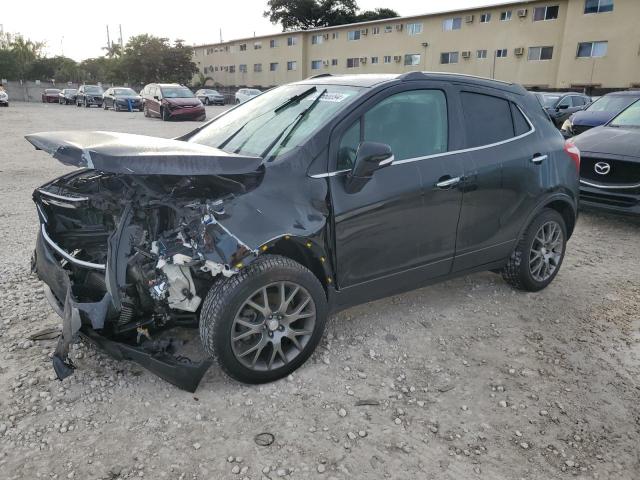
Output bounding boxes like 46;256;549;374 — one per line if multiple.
328;85;464;301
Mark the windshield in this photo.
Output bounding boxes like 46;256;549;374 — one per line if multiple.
46;89;60;93
536;93;560;107
609;100;640;128
587;95;638;113
189;83;362;159
85;86;103;94
65;89;77;94
114;88;137;96
161;87;195;98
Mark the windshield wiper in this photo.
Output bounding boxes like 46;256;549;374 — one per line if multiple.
260;89;327;160
274;86;316;113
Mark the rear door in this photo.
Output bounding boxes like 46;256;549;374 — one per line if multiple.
451;88;540;271
149;86;160;116
328;83;464;296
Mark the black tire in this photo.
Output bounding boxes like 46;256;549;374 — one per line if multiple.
84;99;89;108
235;99;240;104
199;254;328;384
204;97;210;105
502;208;567;292
143;104;149;117
103;101;108;110
161;107;169;121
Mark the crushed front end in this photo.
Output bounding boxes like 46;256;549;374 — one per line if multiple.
32;168;261;391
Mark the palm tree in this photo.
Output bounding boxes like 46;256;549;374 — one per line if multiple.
10;36;45;79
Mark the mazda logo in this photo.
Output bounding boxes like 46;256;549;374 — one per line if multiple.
594;162;611;175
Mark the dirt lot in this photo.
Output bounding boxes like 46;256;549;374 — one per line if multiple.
0;102;639;480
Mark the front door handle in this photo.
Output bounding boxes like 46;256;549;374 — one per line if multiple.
531;154;548;164
435;176;461;189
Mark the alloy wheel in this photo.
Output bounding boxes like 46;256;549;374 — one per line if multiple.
230;281;316;372
529;220;564;282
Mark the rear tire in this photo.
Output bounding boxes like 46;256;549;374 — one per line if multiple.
204;97;210;105
501;208;567;292
143;104;149;117
199;255;328;384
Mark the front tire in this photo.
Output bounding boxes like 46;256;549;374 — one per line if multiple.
161;107;169;121
502;208;567;292
204;97;210;105
199;255;328;384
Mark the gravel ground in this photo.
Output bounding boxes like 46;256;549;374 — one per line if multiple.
0;103;639;480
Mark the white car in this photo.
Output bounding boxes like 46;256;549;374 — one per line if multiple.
0;89;8;107
195;89;225;106
234;88;261;104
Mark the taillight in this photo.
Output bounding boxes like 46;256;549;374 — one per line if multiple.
564;139;581;172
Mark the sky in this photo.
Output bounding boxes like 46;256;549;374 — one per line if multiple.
2;0;512;61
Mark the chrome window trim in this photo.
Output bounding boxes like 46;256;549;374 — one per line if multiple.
41;224;106;270
580;179;640;190
311;101;535;176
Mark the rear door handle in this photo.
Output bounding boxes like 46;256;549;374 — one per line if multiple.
435;176;461;189
531;154;548;164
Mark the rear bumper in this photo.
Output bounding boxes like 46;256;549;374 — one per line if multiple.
579;181;640;215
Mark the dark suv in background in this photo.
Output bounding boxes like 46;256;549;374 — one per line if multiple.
534;92;591;128
28;72;579;391
76;85;104;108
141;83;205;121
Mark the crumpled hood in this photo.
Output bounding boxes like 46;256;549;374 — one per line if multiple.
573;126;640;159
570;110;615;127
25;130;262;175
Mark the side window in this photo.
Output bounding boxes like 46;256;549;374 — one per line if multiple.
557;96;571;108
511;103;532;136
337;90;448;170
573;96;586;107
460;91;515;147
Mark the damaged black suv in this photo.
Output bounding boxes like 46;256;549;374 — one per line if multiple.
29;72;580;391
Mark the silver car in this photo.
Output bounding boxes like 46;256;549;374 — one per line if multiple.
0;89;8;107
195;89;225;105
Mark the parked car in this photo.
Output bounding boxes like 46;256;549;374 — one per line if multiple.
141;83;205;121
561;91;640;137
573;98;640;215
0;89;8;107
195;89;225;105
76;85;104;107
235;88;262;104
533;92;591;128
103;87;143;111
58;89;77;105
27;73;579;391
41;89;61;103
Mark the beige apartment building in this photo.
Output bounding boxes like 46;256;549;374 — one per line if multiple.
192;0;640;92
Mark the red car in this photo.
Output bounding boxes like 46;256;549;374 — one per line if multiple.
41;89;61;103
141;83;205;121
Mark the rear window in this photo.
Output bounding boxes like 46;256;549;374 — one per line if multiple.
461;92;530;148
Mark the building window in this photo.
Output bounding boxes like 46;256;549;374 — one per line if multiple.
254;42;262;50
270;39;278;48
311;60;322;70
229;65;235;73
477;49;488;59
383;55;392;63
332;32;339;39
311;34;324;45
287;61;297;70
576;41;608;57
372;26;380;35
480;13;492;23
371;56;379;64
528;46;554;60
584;0;613;14
270;62;278;71
500;10;512;20
440;52;459;64
533;5;559;21
347;30;361;41
443;17;462;31
331;58;338;66
254;63;262;72
407;23;423;35
404;54;421;65
287;37;297;46
496;48;508;58
384;25;393;33
346;58;360;68
239;43;247;51
239;64;247;73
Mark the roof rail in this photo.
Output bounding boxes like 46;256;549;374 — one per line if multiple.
306;73;333;79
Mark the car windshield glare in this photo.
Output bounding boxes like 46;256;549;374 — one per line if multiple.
587;95;637;113
114;88;136;96
539;94;560;107
162;87;195;98
189;84;362;159
609;100;640;128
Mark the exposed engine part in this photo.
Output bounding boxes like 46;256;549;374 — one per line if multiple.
160;264;201;312
118;302;135;326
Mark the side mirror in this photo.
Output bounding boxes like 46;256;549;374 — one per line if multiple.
344;142;394;194
556;104;569;111
154;95;159;101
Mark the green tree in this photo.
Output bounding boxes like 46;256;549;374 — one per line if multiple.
9;36;45;79
355;8;399;22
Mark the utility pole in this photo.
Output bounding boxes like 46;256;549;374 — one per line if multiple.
119;24;124;49
106;25;111;50
220;28;223;43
